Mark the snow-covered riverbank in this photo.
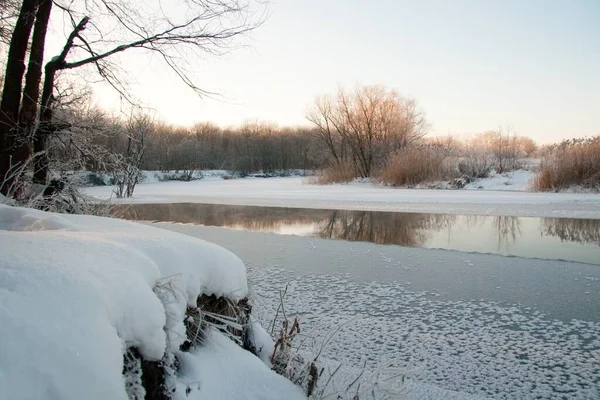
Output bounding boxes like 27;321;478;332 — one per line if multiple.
85;175;600;219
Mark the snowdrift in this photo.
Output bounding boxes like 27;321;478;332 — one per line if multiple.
0;204;304;400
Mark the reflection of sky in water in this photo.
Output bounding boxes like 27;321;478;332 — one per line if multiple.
115;203;600;265
425;217;600;264
278;224;315;236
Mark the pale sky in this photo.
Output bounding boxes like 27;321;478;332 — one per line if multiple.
78;0;599;143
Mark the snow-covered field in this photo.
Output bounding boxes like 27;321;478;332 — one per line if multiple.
84;173;600;219
0;205;304;400
152;223;600;399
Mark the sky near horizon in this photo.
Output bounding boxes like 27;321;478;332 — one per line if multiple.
86;0;599;143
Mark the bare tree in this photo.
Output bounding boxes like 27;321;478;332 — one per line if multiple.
307;85;428;178
113;113;152;198
306;94;348;166
489;127;524;173
518;136;538;157
0;0;264;200
0;0;20;46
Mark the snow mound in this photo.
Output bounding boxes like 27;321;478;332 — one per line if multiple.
175;328;305;400
0;204;254;400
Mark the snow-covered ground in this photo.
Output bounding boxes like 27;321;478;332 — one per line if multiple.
78;169;308;186
463;169;534;191
152;222;600;400
0;205;304;400
84;174;600;219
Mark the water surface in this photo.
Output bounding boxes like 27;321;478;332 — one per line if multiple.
115;203;600;265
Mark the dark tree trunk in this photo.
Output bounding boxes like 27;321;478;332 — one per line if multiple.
0;0;39;196
19;0;53;187
20;0;52;127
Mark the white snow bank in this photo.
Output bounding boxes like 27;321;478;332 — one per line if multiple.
84;177;600;219
0;204;250;400
175;328;305;400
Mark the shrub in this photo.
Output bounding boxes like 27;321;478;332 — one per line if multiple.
457;152;492;179
458;131;534;176
308;162;356;184
491;134;524;173
533;136;600;191
157;170;201;182
378;146;453;186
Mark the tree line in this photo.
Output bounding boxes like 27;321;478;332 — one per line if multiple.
82;112;327;175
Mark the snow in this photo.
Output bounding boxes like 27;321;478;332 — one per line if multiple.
150;222;600;399
0;192;14;206
249;319;276;366
464;169;534;191
141;170;226;184
175;328;305;400
84;176;600;219
76;169;308;187
0;205;304;400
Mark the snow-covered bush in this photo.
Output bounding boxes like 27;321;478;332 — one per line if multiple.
157;170;202;182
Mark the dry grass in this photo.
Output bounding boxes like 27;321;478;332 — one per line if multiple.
183;294;253;351
378;147;453;186
533;136;600;191
308;162;356;184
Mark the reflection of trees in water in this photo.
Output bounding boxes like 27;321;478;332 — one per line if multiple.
114;203;324;230
460;215;522;251
493;216;522;252
112;203;600;251
542;218;600;245
115;204;458;247
318;211;456;247
116;204;600;249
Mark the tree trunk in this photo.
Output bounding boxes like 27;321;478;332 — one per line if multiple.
20;0;52;128
32;62;56;185
20;0;53;187
0;0;39;196
32;16;89;185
